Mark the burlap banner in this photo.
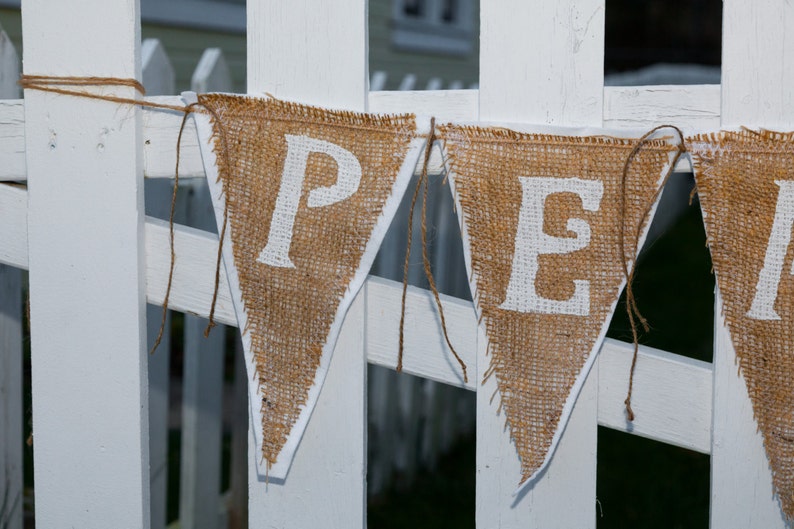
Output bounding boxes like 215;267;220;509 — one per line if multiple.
190;92;428;479
688;130;794;518
438;124;683;489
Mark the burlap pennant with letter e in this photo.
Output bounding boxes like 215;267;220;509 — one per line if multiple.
689;129;794;519
438;123;682;489
188;92;428;479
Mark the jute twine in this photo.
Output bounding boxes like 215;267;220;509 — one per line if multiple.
438;124;684;483
689;129;794;520
18;75;230;354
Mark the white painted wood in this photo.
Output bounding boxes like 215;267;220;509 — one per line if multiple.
191;48;233;94
712;2;794;526
0;267;22;529
247;0;367;110
603;84;721;134
179;182;226;529
182;49;237;529
0;86;725;182
0;185;718;456
22;0;149;527
248;289;367;528
721;1;794;130
711;297;788;528
177;51;232;529
141;39;175;529
0;100;26;181
0;184;26;268
597;339;711;454
0;24;19;99
0;27;21;529
480;1;604;126
476;0;604;526
247;0;368;525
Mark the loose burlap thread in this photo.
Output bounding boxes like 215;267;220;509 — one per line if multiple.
439;124;682;484
689;129;794;520
197;93;419;468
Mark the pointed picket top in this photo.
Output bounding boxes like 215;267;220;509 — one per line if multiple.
142;39;175;97
192;48;233;94
0;25;19;99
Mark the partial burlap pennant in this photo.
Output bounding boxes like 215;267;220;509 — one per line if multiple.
189;92;428;479
689;129;794;519
438;124;682;488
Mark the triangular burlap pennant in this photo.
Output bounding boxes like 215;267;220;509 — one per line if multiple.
437;124;682;488
689;129;794;518
188;92;428;479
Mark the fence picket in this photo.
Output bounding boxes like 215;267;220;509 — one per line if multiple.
711;2;794;526
176;48;235;529
0;24;21;529
477;1;604;527
246;0;368;526
23;1;150;527
141;38;176;529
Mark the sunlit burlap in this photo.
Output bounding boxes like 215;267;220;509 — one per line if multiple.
196;94;418;471
689;129;794;519
439;124;680;485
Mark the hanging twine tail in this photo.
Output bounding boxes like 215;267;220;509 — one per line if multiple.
397;118;468;384
17;75;236;351
620;124;687;421
150;104;200;354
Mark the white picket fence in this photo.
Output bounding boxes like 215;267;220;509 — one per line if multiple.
0;0;793;528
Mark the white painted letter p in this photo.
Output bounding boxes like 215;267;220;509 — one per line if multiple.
258;135;362;268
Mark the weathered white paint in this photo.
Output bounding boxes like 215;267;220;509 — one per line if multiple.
713;3;794;524
247;0;367;110
22;1;150;528
141;38;175;529
0;85;721;182
246;0;368;526
477;0;603;526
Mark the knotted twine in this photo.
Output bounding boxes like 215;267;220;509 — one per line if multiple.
689;129;794;520
438;123;684;486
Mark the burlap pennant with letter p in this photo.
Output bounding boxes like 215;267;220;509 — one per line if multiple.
689;130;794;519
438;123;682;489
189;92;428;479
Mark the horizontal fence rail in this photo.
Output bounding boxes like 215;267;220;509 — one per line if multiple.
0;85;719;182
0;181;712;454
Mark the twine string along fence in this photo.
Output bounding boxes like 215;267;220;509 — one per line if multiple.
0;0;792;528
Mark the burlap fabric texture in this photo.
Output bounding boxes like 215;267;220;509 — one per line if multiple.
438;124;681;486
194;93;421;477
689;129;794;519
